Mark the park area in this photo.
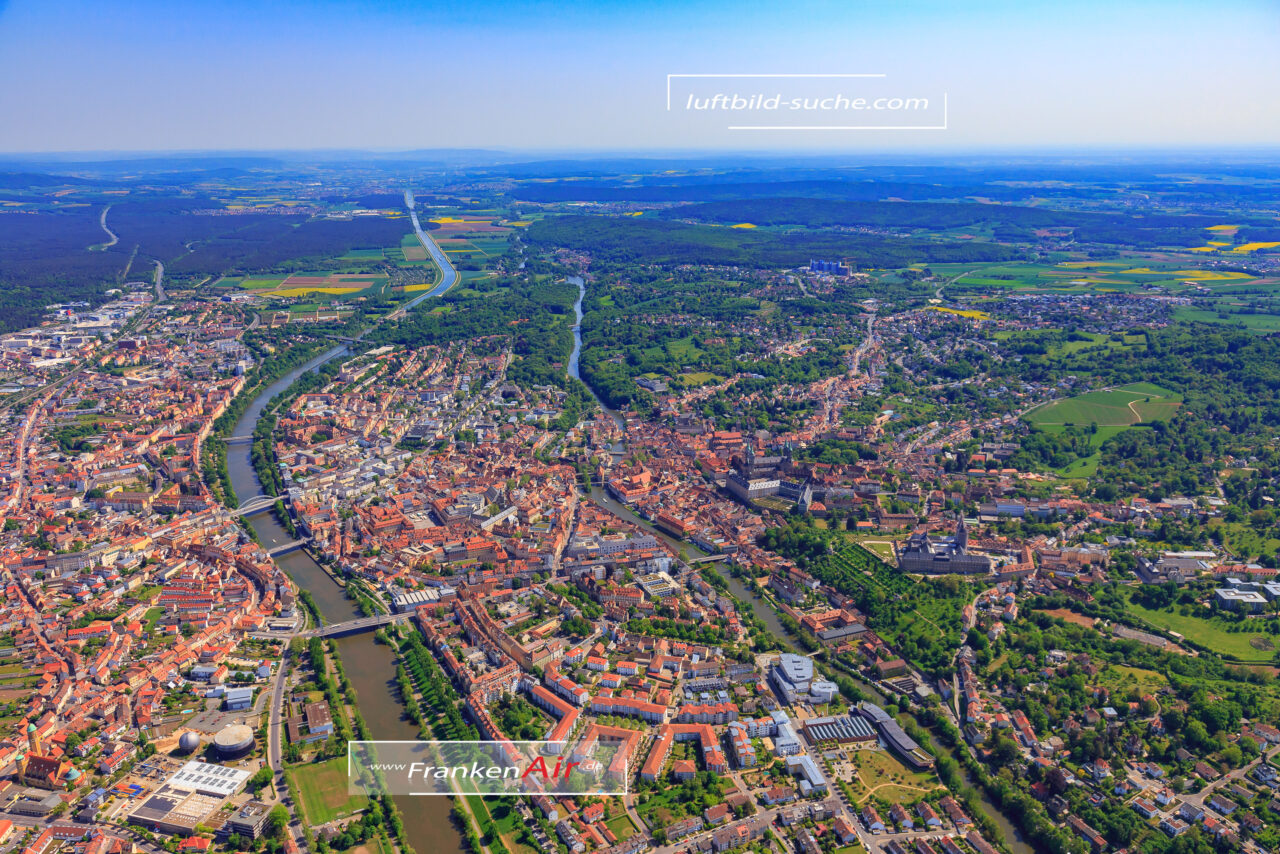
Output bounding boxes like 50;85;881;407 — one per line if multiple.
841;747;945;806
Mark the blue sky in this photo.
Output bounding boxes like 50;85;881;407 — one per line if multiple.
0;0;1276;153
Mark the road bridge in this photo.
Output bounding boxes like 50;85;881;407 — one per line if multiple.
266;540;307;557
232;495;278;518
299;612;411;639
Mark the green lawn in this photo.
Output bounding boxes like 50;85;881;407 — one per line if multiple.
1099;664;1168;697
1123;591;1278;662
1173;307;1280;333
1210;518;1280;563
290;757;368;825
845;748;943;804
143;607;164;632
676;371;721;386
1028;383;1180;428
1041;424;1134;479
604;812;638;841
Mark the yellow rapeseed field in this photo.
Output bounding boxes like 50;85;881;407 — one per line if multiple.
262;287;363;297
925;306;990;320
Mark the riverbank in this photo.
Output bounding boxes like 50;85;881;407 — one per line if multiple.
225;341;464;854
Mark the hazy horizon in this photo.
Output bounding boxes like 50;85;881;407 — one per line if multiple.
2;0;1277;154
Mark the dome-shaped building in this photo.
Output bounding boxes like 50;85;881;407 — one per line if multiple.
178;731;201;753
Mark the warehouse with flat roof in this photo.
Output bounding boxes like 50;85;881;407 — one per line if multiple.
802;715;876;744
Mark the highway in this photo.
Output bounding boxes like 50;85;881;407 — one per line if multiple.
96;205;118;249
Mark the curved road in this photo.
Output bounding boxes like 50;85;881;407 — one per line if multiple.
96;205;118;249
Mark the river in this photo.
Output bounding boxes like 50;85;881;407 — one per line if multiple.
230;267;1025;854
567;270;1029;853
404;190;459;301
227;242;464;852
568;275;623;436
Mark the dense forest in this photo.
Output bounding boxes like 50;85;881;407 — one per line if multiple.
0;209;127;332
525;214;1018;269
667;197;1239;248
0;196;411;333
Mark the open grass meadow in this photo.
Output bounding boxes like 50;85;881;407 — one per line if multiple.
1039;424;1133;478
1121;589;1279;663
290;757;368;825
843;747;944;805
1173;306;1280;333
1024;382;1180;478
992;328;1148;359
1097;664;1168;698
1027;383;1181;428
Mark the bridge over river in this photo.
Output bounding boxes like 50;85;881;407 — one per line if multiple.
249;612;412;641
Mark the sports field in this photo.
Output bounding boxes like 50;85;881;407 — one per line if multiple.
289;757;368;824
1026;382;1181;427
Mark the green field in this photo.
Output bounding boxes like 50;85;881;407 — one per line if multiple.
642;335;704;363
1098;664;1168;697
1028;382;1180;478
604;812;638;841
239;276;288;289
1123;591;1277;662
339;247;385;261
676;371;721;386
1045;424;1134;478
940;259;1257;296
290;758;368;824
1174;307;1280;333
1027;383;1181;427
845;747;944;805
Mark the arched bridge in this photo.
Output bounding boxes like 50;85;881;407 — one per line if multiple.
232;495;278;518
301;612;412;638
